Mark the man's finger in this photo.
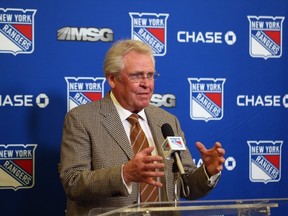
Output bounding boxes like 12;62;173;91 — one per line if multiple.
142;170;165;178
141;146;154;155
195;141;207;153
144;161;165;170
143;155;163;163
216;147;225;156
214;142;225;156
145;177;163;187
214;142;222;148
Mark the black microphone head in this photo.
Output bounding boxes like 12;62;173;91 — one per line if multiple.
161;123;175;138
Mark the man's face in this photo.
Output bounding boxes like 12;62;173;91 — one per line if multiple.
108;51;155;113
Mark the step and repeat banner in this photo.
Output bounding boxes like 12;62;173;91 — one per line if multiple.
0;0;287;215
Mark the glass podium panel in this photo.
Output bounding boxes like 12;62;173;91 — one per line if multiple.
89;198;288;216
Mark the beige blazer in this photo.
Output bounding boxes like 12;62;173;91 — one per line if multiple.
60;94;216;216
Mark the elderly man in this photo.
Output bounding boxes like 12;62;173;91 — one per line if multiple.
60;39;225;216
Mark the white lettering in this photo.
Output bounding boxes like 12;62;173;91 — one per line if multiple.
69;82;84;90
251;146;264;153
0;150;14;157
74;93;88;105
177;31;223;43
237;95;284;107
251;21;264;29
15;150;32;157
0;95;34;107
0;14;13;22
14;14;32;23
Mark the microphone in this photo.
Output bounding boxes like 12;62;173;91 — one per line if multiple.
161;123;190;198
161;123;186;175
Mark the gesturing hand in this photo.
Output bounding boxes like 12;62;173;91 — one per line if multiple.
123;146;165;187
196;142;225;176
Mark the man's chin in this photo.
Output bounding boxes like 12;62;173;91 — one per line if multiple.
136;100;150;109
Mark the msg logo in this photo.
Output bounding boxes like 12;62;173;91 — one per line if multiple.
57;27;113;42
150;94;176;108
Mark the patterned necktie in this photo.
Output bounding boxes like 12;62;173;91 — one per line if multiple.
127;113;159;202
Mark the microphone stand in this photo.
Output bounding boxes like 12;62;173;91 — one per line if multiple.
173;160;181;202
172;152;190;202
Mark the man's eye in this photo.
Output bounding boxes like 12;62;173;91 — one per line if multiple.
147;73;154;79
132;74;142;79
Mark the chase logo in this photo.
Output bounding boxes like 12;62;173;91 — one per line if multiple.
188;78;226;122
0;144;37;190
0;8;36;55
0;93;49;108
247;16;285;59
65;77;106;111
247;140;282;184
129;12;169;56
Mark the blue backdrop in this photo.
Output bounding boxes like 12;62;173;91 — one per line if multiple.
0;0;287;215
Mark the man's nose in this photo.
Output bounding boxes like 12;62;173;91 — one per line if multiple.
139;77;150;86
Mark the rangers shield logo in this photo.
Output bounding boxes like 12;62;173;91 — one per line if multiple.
129;12;169;56
65;77;106;111
247;16;285;59
188;78;226;122
0;8;37;55
0;144;37;190
247;140;282;184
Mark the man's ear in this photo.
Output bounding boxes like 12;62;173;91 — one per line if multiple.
106;73;116;89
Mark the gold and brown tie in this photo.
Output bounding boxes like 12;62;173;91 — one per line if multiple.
127;113;159;202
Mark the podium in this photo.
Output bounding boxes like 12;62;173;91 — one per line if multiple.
89;198;288;216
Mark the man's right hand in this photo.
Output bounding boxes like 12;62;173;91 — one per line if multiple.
123;146;165;187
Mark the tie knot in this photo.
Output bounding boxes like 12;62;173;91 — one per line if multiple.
127;113;139;125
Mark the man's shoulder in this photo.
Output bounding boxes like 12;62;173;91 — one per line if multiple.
69;101;100;113
68;94;111;114
146;105;176;120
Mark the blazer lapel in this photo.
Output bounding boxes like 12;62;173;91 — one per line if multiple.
145;106;166;157
99;94;134;160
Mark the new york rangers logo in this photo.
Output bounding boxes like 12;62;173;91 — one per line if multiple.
0;144;37;190
65;77;106;111
170;137;184;148
129;12;169;56
247;140;282;184
247;16;285;59
0;8;37;55
188;78;226;122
